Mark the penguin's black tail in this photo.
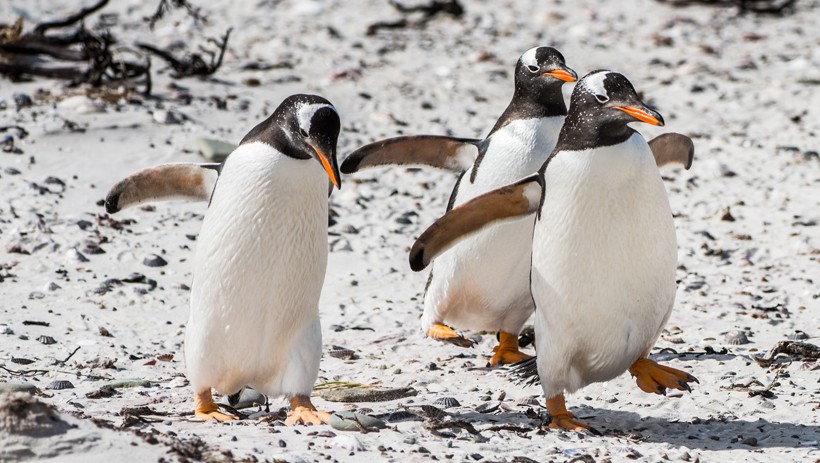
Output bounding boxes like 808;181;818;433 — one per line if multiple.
508;356;540;386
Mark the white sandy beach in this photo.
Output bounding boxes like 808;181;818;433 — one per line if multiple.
0;0;818;462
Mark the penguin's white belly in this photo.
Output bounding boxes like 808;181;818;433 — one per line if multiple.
423;117;562;333
532;134;677;398
185;144;327;396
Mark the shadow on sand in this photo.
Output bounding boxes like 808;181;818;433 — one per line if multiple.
454;407;818;451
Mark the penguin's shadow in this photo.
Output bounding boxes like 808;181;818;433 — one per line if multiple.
579;408;818;450
447;409;818;450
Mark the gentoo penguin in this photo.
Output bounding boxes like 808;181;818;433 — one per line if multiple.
343;47;578;365
105;94;342;425
408;71;698;432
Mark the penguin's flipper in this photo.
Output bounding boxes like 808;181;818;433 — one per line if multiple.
105;163;221;214
409;174;543;272
649;133;694;170
340;135;481;173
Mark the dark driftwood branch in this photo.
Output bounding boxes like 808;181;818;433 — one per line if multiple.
0;2;151;94
658;0;797;14
0;62;86;80
368;0;464;35
1;1;224;94
1;40;87;61
0;125;29;138
147;0;208;30
137;28;231;78
388;0;464;17
33;0;110;35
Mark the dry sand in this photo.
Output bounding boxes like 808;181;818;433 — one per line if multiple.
0;0;818;462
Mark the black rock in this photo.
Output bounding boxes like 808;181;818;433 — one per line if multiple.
143;254;168;267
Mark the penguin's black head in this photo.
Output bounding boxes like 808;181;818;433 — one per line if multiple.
241;94;342;189
515;46;577;90
571;70;665;129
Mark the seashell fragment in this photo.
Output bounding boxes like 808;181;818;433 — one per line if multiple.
328;345;357;360
788;330;809;341
516;396;541;407
329;411;386;432
327;434;365;452
47;380;75;390
37;335;57;345
475;401;500;414
434;397;460;408
226;387;266;409
725;330;750;345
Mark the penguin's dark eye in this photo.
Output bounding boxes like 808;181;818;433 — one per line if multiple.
527;65;539;73
594;94;609;103
299;128;309;138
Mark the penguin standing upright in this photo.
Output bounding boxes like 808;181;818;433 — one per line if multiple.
106;94;342;424
343;47;577;365
408;71;697;432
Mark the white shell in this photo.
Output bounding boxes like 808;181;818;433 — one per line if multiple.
327;434;365;452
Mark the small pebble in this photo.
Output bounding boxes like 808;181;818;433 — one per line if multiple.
0;381;38;394
152;108;183;124
143;254;168;267
742;437;758;446
13;93;33;108
66;247;90;263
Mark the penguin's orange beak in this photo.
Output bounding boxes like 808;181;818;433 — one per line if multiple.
542;68;577;82
311;144;341;188
613;105;665;126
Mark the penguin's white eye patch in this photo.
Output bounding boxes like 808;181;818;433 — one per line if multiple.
595;93;609;103
297;103;330;137
527;65;539;73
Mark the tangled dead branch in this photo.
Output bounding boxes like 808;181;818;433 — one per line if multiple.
0;0;230;96
0;0;152;94
137;28;232;78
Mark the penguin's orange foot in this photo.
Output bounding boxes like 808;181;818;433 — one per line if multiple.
629;357;699;395
286;407;331;425
549;412;591;432
285;395;330;426
194;389;238;422
427;323;474;348
195;409;238;422
545;394;600;435
489;331;532;366
489;348;532;366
